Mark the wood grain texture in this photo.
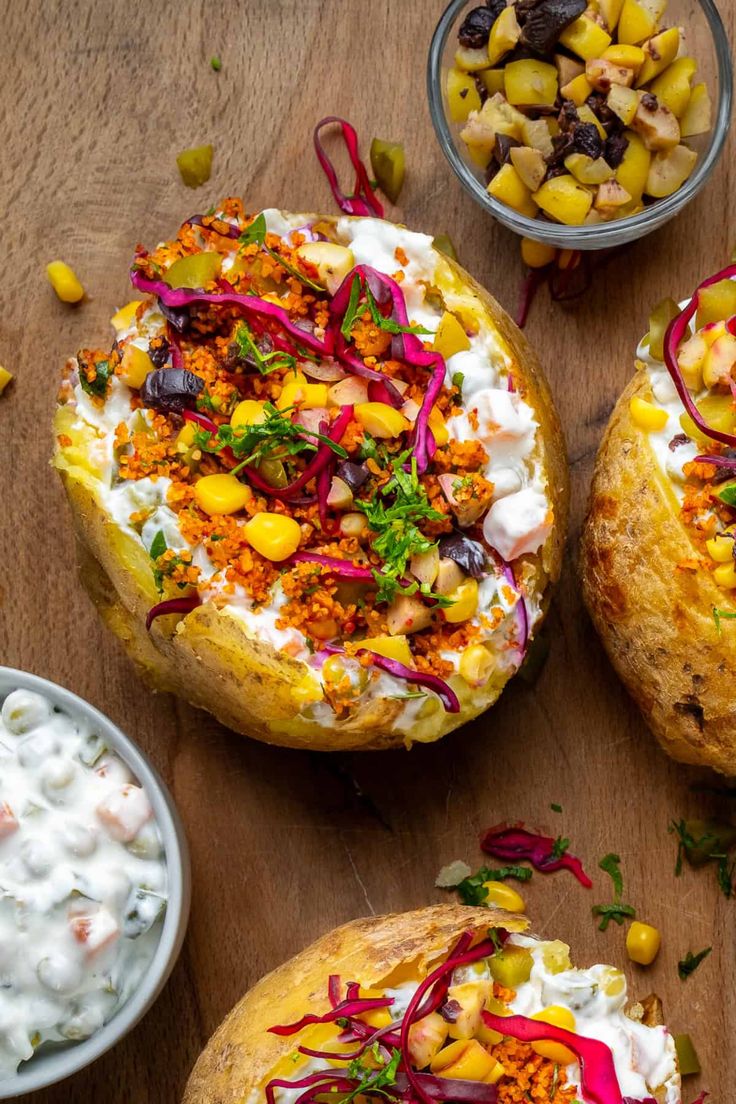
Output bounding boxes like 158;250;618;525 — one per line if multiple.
0;0;733;1101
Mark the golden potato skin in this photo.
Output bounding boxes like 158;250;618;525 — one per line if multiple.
53;214;568;751
581;368;736;775
182;904;527;1104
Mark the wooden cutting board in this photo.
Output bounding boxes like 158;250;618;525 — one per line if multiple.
1;0;733;1100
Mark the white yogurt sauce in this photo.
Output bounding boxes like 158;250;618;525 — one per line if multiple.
0;688;167;1078
64;210;554;727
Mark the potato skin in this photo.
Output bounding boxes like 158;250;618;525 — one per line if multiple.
581;368;736;775
53;213;568;751
182;904;527;1104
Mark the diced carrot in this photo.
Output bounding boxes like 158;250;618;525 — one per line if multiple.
0;802;18;841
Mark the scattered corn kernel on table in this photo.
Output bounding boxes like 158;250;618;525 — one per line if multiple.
1;0;734;1100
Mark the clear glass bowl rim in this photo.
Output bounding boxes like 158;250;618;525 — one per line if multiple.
427;0;733;250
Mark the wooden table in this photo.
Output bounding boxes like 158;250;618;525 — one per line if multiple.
1;1;733;1099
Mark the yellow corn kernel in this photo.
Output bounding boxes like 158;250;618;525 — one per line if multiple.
194;473;252;516
433;311;471;360
176;422;197;452
362;634;413;667
713;562;736;589
231;399;267;428
111;300;142;332
354;402;409;438
558;16;612;60
706;529;736;564
483;880;526;913
444;578;479;624
521;238;556;269
626;921;661;965
428;406;449;446
244;512;301;561
430;1039;499;1082
357;988;393;1029
459;644;494;687
531;1006;577;1065
629;395;668;431
119;345;155;390
277;381;329;411
0;366;13;395
487;164;538;219
46;260;85;304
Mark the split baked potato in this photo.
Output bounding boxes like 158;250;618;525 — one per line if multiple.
182;903;681;1104
54;201;567;751
582;266;736;774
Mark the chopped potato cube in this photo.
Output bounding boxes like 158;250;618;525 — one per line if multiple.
631;97;680;150
607;84;640;124
504;59;558;106
651;57;697;118
559;16;612;60
680;82;711;137
615;130;651;199
510;145;547;191
533;175;593;225
617;0;657;44
488;6;521;65
446;68;482;122
636;27;680;85
645;144;697;197
487;164;538;218
560;72;594;106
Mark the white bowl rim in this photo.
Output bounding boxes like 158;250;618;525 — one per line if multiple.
0;666;191;1097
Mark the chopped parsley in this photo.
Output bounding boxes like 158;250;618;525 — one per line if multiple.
456;864;533;906
550;803;563;813
194;401;347;473
712;606;736;633
210;55;222;71
678;947;712;980
78;356;111;399
237;212;322;291
599;853;623;899
354;451;446;604
345;1046;401;1103
591;902;636;932
593;852;635;931
451;371;465;391
551;836;569;860
149;530;167;562
670;818;736;896
339;273;431;341
234;322;297;375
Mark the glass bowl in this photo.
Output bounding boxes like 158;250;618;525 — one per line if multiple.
428;0;732;249
0;668;191;1098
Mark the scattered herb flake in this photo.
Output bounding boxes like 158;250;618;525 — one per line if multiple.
599;853;624;899
591;902;636;932
551;836;569;860
451;371;465;391
713;606;736;633
149;530;167;562
678;947;712;980
210;55;222;71
453;864;533;906
550;803;563;814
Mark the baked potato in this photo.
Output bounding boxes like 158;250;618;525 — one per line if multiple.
581;265;736;774
53;200;567;750
182;903;681;1104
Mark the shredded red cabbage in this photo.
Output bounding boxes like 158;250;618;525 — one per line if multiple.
480;825;592;888
499;559;528;661
663;265;736;447
694;453;736;470
291;552;375;581
313;117;384;218
322;643;459;713
269;989;395;1037
146;594;201;631
182;406;354;499
130;269;333;358
481;1011;623;1104
516;268;546;329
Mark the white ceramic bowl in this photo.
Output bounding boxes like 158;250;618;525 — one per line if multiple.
0;667;191;1098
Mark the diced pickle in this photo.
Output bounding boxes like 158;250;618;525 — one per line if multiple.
487;945;533;988
674;1033;701;1076
647;297;679;360
370;139;406;204
123;888;167;938
164;252;222;290
680;394;736;446
176;144;213;188
696;279;736;329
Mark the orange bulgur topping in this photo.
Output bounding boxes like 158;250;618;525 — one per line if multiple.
59;198;534;712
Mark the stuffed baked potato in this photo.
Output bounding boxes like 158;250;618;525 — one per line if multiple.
582;265;736;774
183;903;682;1104
54;201;567;750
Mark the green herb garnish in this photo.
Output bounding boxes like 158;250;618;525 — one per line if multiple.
194;401;347;474
345;1047;401;1104
354;451;445;604
591;902;636;932
78;357;111;399
551;836;569;860
599;853;623;898
238;212;322;291
235;322;297;375
149;530;167;562
550;803;563;814
456;864;533;906
339;273;431;341
678;947;712;980
717;482;736;507
210;55;222;71
451;371;465;391
713;606;736;633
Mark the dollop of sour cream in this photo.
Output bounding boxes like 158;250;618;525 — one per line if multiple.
0;688;167;1078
